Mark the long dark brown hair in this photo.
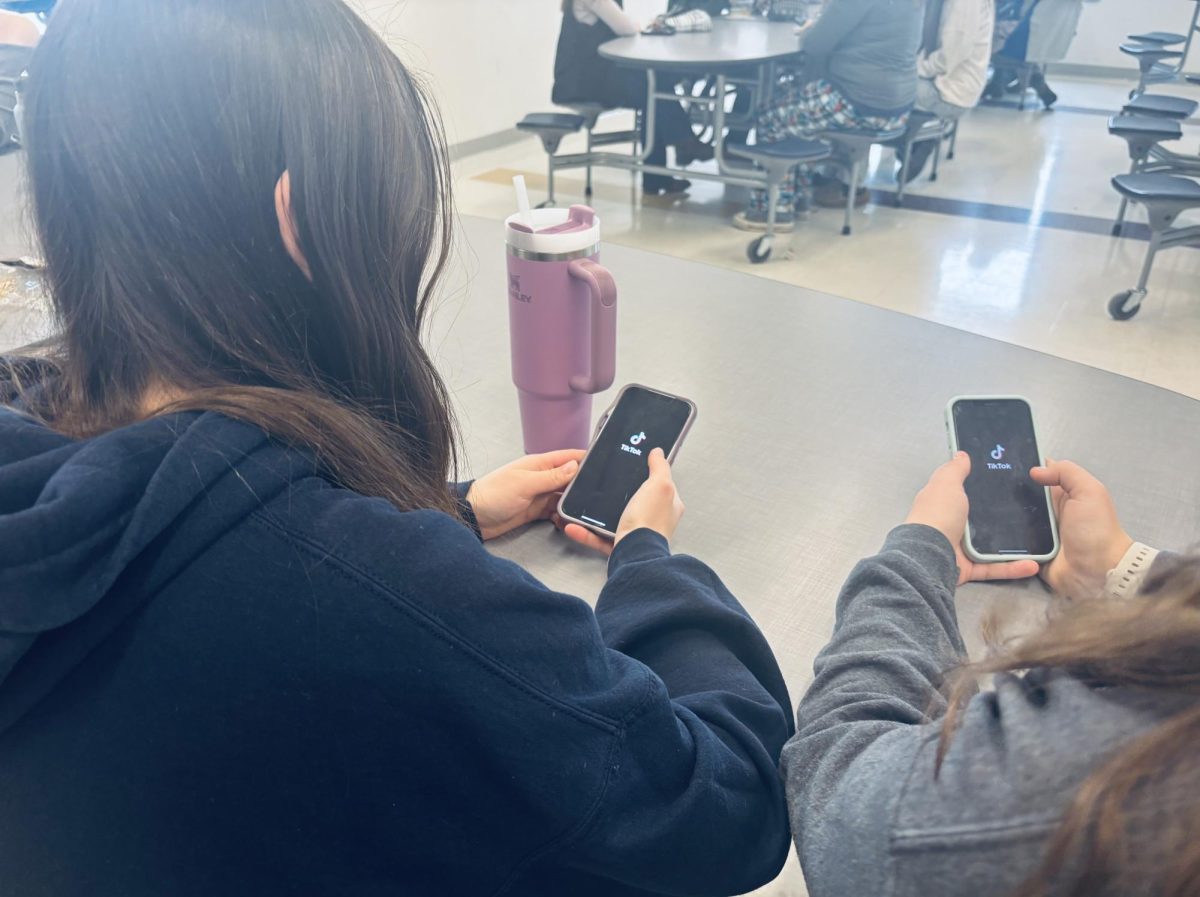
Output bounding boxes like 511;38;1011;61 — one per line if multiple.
11;0;461;516
938;558;1200;897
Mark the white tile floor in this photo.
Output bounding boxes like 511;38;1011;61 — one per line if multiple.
453;75;1200;402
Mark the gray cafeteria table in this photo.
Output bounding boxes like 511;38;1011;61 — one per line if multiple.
554;18;805;191
442;214;1200;893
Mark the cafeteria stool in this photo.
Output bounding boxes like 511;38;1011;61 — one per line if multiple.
1121;94;1198;120
818;125;908;236
1107;114;1200;234
1120;42;1185;98
726;137;833;264
516;112;587;208
563;103;642;200
1107;173;1200;319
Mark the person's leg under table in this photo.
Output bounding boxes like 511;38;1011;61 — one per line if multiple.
900;79;967;184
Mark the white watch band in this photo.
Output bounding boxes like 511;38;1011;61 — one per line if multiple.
1103;542;1160;601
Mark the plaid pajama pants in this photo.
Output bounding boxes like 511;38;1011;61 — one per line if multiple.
748;78;909;216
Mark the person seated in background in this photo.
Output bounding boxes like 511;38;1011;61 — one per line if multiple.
553;0;714;195
734;0;923;233
899;0;994;182
0;1;797;895
784;453;1198;896
985;0;1085;109
0;9;39;152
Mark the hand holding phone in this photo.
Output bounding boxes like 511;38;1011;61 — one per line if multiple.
1029;460;1133;601
562;447;684;556
558;384;697;553
905;453;1041;585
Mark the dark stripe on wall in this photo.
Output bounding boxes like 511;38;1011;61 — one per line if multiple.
867;188;1158;243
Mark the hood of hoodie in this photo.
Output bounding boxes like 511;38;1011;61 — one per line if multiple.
0;408;299;729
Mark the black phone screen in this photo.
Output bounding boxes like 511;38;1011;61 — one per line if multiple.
560;387;694;535
951;398;1056;557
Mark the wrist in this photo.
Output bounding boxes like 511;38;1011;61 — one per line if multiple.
1103;532;1135;574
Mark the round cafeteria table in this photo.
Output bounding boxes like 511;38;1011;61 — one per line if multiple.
549;18;808;192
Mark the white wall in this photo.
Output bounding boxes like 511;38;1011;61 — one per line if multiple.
1063;0;1195;70
346;0;561;148
346;0;667;148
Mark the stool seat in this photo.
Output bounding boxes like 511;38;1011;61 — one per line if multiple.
517;113;586;134
732;137;831;162
1112;173;1200;202
1123;94;1198;119
1119;42;1184;60
1107;114;1183;141
1129;31;1187;45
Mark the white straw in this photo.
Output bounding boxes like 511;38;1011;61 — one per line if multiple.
513;175;533;227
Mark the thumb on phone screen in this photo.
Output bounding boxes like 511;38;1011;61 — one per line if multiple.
614;448;685;547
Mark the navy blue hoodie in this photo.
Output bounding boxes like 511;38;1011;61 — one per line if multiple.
0;406;793;896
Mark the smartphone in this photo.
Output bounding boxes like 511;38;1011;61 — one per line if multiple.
946;396;1060;564
558;384;697;538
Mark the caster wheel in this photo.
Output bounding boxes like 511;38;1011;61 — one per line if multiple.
1108;289;1144;321
841;225;852;237
747;235;773;264
930;172;939;182
1111;222;1123;237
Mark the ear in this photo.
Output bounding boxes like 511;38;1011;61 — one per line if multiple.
274;170;313;280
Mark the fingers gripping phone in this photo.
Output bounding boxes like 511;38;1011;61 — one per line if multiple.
946;396;1060;564
558;384;697;538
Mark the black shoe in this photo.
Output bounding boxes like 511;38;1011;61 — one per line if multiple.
643;175;691;195
900;141;936;183
1031;73;1058;109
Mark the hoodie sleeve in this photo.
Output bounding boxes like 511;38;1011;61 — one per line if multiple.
778;524;969;895
559;528;795;894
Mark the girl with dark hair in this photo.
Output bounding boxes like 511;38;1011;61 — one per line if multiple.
553;0;713;195
783;453;1198;897
0;1;793;895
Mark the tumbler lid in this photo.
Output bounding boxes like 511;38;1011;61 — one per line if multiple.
505;205;601;258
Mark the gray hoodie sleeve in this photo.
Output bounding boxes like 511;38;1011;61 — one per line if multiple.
780;524;967;895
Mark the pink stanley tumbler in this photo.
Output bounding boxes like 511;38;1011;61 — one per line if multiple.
506;205;617;453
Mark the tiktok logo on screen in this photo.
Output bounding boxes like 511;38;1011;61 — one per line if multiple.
621;432;647;456
987;444;1012;471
